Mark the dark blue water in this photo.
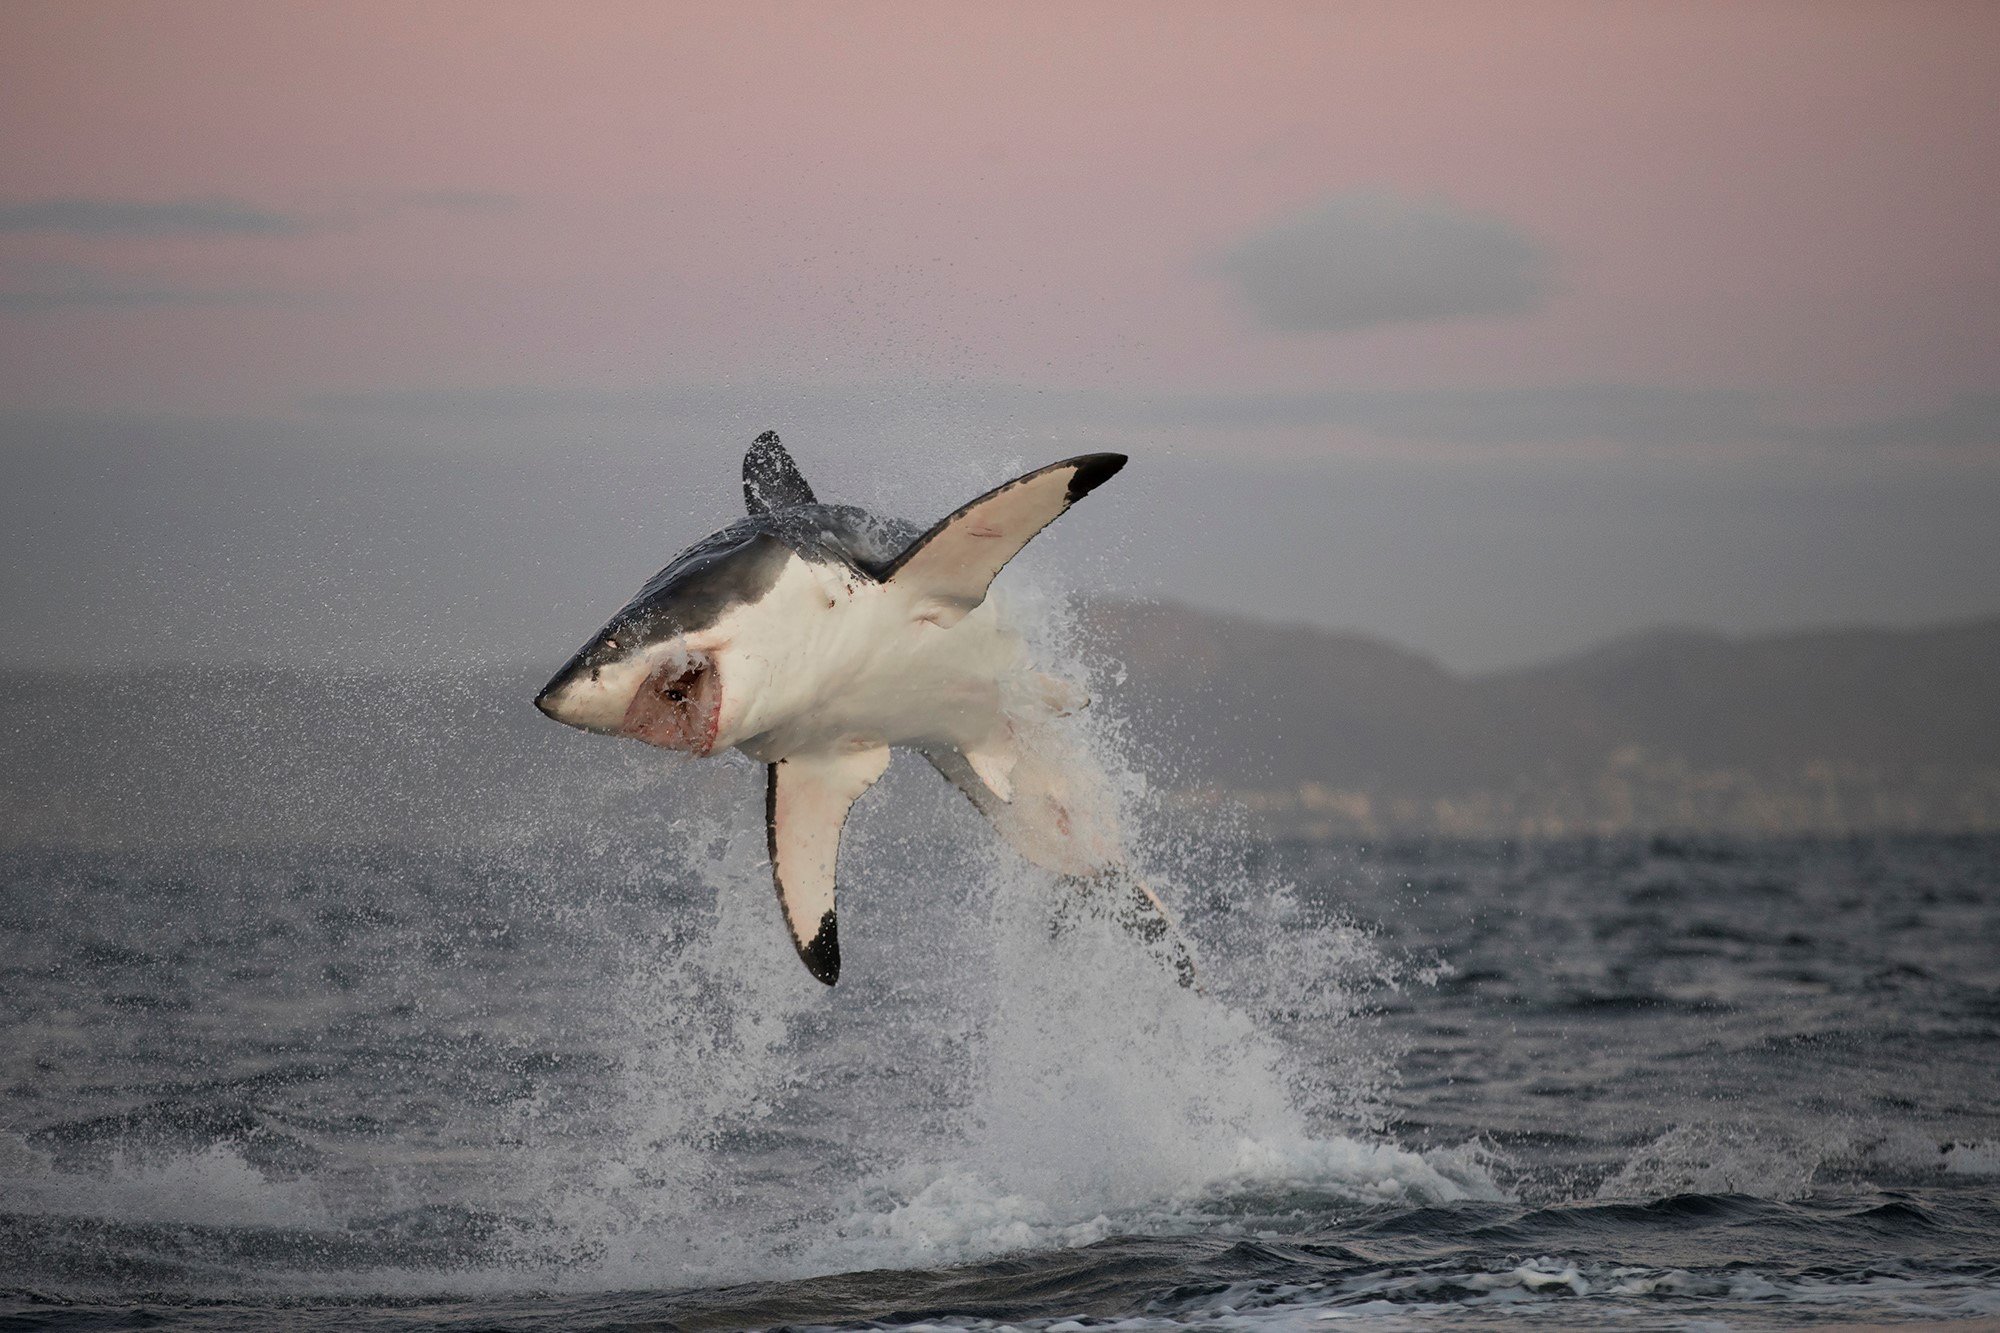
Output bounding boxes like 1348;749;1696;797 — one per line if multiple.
3;809;1997;1328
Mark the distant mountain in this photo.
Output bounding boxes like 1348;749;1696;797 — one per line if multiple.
1083;602;2000;837
3;606;1997;845
1481;618;2000;771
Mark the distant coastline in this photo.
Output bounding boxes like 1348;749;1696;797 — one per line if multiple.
1087;601;2000;839
1183;760;2000;840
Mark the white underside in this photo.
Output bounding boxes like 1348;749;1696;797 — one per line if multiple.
702;554;1029;765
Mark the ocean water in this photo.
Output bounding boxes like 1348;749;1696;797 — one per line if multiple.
4;788;1997;1331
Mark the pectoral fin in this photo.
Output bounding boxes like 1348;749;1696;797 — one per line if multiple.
766;746;890;985
882;454;1126;628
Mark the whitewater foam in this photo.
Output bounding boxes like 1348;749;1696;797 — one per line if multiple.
1947;1140;2000;1176
0;1131;331;1231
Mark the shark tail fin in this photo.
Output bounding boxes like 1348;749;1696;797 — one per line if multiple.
1052;868;1200;990
743;430;818;515
922;741;1197;989
882;454;1126;628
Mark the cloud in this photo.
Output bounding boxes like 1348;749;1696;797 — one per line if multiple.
1103;385;1762;446
1805;393;2000;450
0;191;523;241
0;262;291;312
299;378;2000;457
1214;190;1556;332
303;383;752;419
0;195;308;238
392;191;520;215
303;379;1768;448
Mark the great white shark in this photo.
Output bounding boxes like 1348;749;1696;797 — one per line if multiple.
535;432;1193;987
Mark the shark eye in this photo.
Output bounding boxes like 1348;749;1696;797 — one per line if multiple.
604;637;620;652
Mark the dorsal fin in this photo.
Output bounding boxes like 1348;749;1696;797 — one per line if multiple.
882;453;1125;628
743;430;817;515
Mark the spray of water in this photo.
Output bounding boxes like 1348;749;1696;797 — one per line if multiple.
486;564;1503;1294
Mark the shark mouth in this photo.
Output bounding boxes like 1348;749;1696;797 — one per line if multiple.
619;651;722;754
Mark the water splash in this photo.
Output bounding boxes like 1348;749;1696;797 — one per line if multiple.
479;576;1491;1293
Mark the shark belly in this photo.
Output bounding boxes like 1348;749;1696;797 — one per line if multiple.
729;560;1023;763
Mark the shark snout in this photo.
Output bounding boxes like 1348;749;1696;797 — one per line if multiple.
533;661;606;732
534;652;656;737
533;658;579;720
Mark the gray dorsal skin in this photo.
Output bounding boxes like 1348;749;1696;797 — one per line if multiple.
743;430;818;514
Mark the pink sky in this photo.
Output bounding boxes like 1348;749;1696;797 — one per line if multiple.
5;3;2000;672
3;1;1997;429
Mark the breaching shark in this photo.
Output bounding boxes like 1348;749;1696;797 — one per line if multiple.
535;432;1193;988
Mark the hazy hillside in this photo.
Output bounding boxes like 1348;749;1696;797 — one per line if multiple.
1085;602;2000;836
3;605;1997;845
1480;618;2000;771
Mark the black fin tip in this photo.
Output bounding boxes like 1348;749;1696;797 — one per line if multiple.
1064;452;1127;502
799;910;840;986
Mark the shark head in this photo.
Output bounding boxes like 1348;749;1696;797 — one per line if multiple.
534;521;792;755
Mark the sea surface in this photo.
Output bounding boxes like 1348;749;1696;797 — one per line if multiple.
3;784;1998;1328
